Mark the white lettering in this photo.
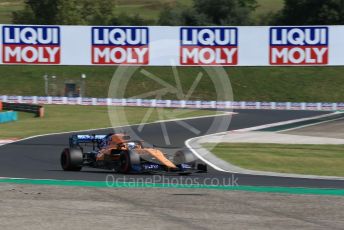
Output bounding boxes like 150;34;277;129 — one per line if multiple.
4;27;59;44
93;28;148;45
93;47;148;64
4;46;60;63
182;28;236;46
271;28;327;45
182;47;237;64
271;47;328;64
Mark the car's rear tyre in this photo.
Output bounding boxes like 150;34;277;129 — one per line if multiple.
119;150;141;173
60;148;83;171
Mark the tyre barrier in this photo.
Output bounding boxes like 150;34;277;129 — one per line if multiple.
0;101;44;118
0;111;17;124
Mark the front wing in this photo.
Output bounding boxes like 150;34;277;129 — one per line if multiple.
131;161;207;174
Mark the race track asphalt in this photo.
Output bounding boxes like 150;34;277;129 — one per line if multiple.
1;109;344;189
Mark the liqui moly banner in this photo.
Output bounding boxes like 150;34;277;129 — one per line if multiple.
91;27;149;65
270;27;328;65
180;27;238;65
2;26;60;64
1;24;344;66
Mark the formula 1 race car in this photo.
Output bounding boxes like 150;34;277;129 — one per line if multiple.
60;133;207;175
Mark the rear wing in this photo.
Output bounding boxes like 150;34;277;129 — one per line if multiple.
69;134;107;147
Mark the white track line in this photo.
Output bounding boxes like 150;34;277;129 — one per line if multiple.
186;111;344;180
0;112;236;181
0;112;235;146
277;116;344;132
236;112;340;132
2;111;342;181
0;139;17;146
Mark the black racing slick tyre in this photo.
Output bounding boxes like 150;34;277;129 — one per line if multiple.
60;148;83;171
173;149;196;165
119;150;141;174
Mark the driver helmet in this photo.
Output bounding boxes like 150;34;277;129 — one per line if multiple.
127;142;136;150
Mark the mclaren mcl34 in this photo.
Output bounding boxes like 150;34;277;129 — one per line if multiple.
60;133;207;175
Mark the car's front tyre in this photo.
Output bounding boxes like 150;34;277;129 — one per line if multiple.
60;148;83;171
119;150;141;173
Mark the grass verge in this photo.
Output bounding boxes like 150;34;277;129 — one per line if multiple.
0;105;219;139
1;66;344;102
204;143;344;177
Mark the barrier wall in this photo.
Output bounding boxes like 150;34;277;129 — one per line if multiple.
0;111;17;123
0;25;343;66
1;95;343;111
2;101;44;117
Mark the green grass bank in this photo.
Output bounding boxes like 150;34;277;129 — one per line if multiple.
0;66;343;102
205;143;344;177
0;105;219;139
